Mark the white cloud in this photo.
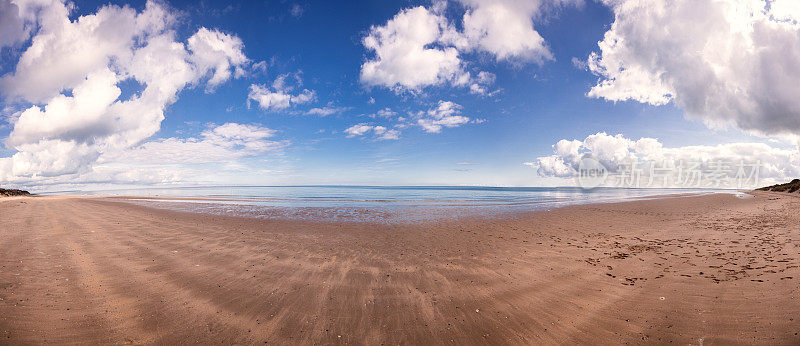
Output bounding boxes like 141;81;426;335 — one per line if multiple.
1;0;186;103
0;0;248;181
105;123;284;165
769;0;800;22
587;0;800;136
0;0;29;48
0;122;286;189
360;6;465;91
248;73;315;111
305;105;350;116
344;123;400;140
373;126;401;140
570;56;587;70
367;107;396;119
532;132;800;186
468;71;496;95
290;4;304;18
344;123;374;137
415;100;471;133
458;0;581;62
360;0;579;92
187;27;249;91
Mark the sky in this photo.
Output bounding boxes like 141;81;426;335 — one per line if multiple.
1;0;800;191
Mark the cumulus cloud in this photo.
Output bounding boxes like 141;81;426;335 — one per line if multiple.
188;27;248;91
344;123;400;141
0;0;249;182
0;0;28;48
458;0;581;62
360;6;466;91
248;73;315;111
771;0;800;22
415;101;471;133
587;0;800;136
344;123;373;137
374;126;401;140
361;0;578;92
531;132;800;186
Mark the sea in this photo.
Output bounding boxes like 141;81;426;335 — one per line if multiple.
45;185;742;223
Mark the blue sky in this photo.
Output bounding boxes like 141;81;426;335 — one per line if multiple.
1;0;799;190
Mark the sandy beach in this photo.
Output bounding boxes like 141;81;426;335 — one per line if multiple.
1;192;799;344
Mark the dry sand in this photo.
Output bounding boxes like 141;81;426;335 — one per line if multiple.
1;192;800;344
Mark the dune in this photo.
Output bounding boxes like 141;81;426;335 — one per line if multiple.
0;189;30;197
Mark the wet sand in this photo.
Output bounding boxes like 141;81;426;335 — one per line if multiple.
1;192;799;344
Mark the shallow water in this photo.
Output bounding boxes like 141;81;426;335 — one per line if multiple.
48;185;735;223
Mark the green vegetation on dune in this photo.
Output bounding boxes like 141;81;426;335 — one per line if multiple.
756;179;800;193
0;189;31;197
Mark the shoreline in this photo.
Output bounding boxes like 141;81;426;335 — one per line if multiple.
32;188;737;225
2;192;799;343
